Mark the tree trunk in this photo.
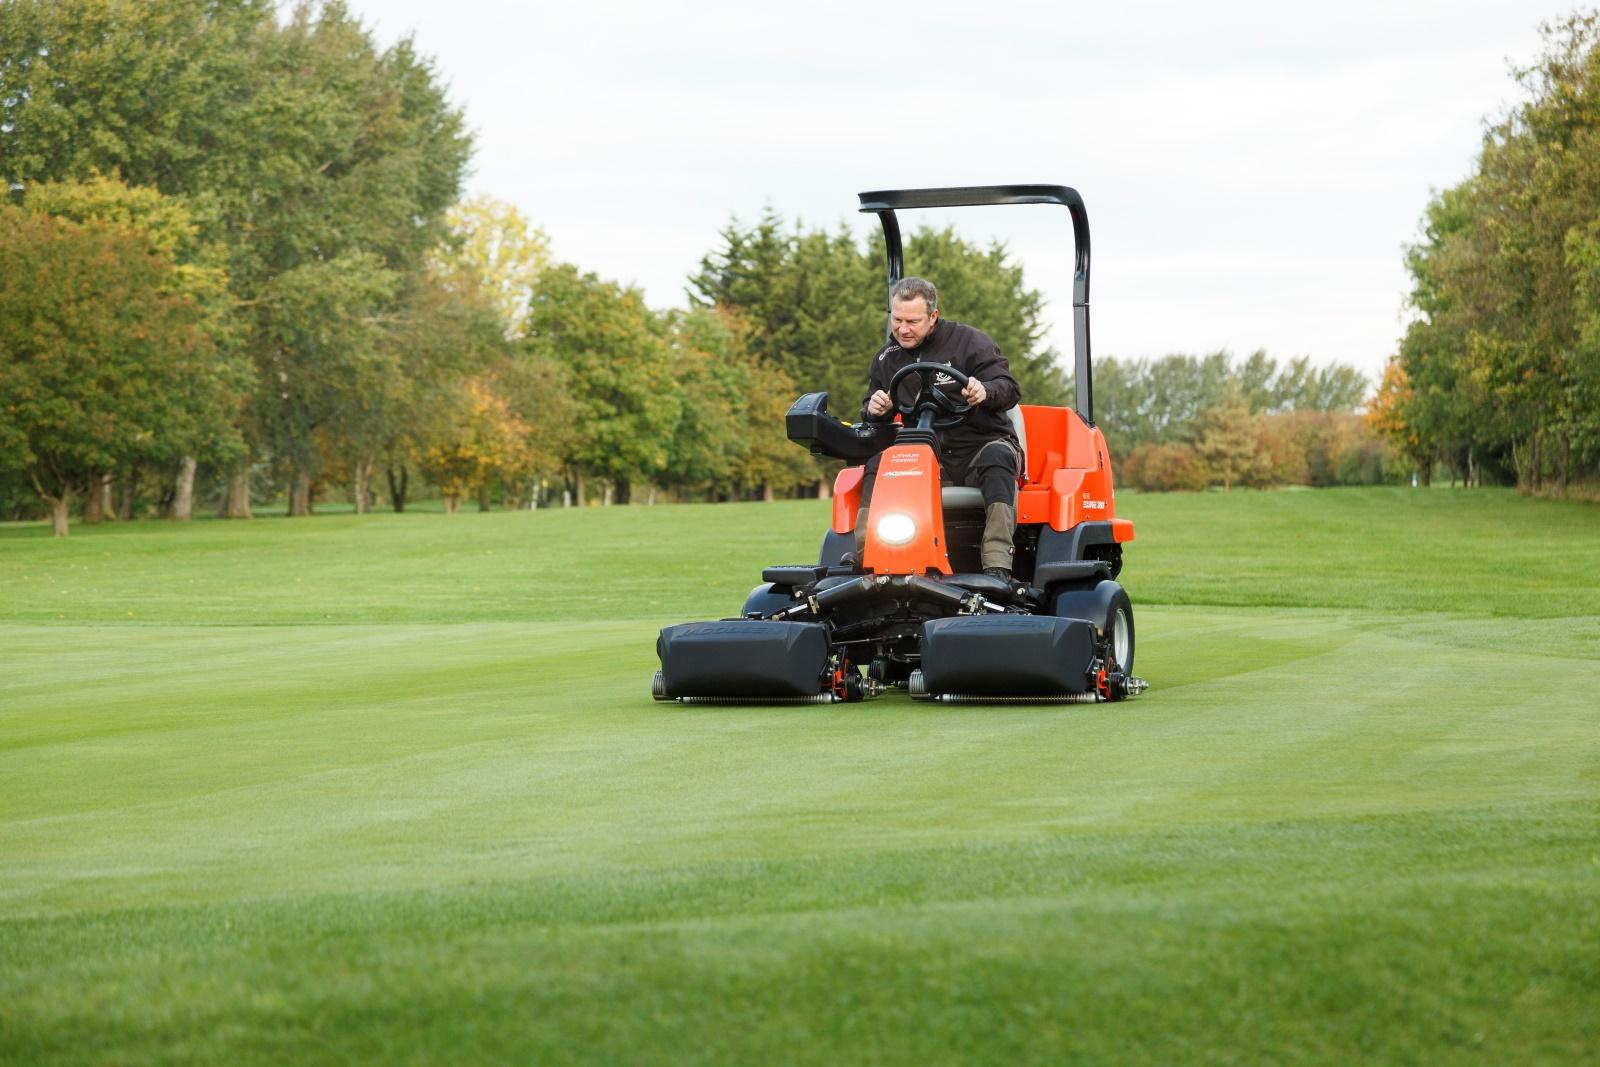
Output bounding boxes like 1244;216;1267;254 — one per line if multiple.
574;466;586;507
817;478;831;500
117;467;137;521
289;467;312;516
173;456;197;520
37;484;73;537
615;477;631;505
51;494;72;536
646;485;657;505
225;467;253;519
1467;446;1476;489
602;484;613;506
444;494;460;514
387;464;408;513
761;482;775;502
477;484;492;512
84;473;109;524
353;460;370;515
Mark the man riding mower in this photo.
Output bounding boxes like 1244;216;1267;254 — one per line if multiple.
652;184;1146;705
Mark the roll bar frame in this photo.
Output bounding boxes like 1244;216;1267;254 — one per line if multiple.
857;184;1095;424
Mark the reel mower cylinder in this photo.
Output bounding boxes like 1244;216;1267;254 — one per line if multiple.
919;614;1099;697
656;621;832;699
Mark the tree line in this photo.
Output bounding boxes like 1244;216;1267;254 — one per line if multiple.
1090;352;1389;492
1372;12;1600;493
2;0;1392;536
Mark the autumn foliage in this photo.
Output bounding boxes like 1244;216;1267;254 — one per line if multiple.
414;379;533;513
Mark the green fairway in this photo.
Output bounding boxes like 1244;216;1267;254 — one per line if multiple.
2;488;1598;1065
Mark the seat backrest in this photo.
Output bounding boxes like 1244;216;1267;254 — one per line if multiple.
1007;405;1027;481
1017;405;1063;485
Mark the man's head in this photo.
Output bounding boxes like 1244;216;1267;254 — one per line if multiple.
889;277;939;349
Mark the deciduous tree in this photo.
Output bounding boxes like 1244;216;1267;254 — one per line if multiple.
525;264;681;504
0;206;217;535
432;197;550;341
413;378;531;513
22;173;250;517
2;1;473;516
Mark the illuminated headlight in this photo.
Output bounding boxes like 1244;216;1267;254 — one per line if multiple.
875;512;918;546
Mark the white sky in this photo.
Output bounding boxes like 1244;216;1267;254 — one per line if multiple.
360;0;1577;383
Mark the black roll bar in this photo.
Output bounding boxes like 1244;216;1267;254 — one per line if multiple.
857;184;1095;424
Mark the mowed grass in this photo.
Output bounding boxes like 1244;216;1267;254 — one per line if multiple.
1;487;1597;1065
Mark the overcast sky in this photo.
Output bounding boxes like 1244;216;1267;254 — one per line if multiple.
359;0;1580;383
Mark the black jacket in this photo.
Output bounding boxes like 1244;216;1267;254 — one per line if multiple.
860;318;1021;452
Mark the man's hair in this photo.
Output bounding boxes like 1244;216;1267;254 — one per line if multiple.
890;276;938;314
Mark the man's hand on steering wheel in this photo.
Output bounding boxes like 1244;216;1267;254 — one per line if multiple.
886;361;976;429
961;377;987;406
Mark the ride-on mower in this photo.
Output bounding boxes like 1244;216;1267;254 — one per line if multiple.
653;184;1147;704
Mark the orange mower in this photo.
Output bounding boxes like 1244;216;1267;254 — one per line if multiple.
653;184;1146;704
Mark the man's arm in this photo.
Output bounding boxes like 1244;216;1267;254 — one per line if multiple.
861;349;894;422
964;337;1021;410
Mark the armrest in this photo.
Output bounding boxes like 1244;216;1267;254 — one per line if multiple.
785;392;896;463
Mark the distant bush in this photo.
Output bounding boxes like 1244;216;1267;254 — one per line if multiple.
1124;444;1212;492
1116;412;1397;492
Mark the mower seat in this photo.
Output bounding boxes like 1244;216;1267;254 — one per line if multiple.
941;487;986;509
938;408;1027;512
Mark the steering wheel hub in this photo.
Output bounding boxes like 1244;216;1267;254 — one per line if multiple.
887;361;974;430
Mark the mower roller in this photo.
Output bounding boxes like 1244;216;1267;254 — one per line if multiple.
653;184;1147;704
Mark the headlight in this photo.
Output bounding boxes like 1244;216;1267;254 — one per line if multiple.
875;512;917;546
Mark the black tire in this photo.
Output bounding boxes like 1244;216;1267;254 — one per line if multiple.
741;582;796;618
1051;580;1135;675
1103;586;1134;675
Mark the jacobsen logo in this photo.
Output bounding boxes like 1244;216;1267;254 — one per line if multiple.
881;469;924;478
933;372;956;386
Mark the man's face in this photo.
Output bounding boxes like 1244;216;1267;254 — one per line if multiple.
890;297;938;349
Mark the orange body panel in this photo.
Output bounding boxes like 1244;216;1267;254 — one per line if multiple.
832;403;1134;551
1016;405;1131;536
861;444;951;574
832;466;863;534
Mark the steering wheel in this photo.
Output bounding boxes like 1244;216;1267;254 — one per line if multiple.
887;361;973;430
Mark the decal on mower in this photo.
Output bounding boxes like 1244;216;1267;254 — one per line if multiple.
1081;493;1106;511
881;469;924;478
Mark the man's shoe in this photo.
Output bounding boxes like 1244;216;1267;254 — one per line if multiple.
983;567;1012;582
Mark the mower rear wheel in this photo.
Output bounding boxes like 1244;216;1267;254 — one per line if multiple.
1052;580;1135;675
1107;590;1134;674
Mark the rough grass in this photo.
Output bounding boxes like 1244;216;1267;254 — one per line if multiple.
1;487;1597;1065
